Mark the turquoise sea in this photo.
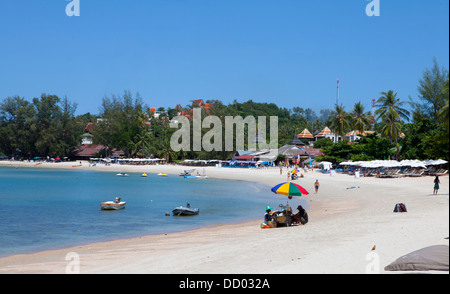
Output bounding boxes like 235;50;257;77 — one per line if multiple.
0;166;304;257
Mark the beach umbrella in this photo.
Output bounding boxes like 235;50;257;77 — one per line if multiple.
271;182;309;197
291;169;300;174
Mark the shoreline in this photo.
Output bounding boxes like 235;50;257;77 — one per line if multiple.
0;160;448;274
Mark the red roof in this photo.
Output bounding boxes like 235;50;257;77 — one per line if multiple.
236;155;255;160
74;144;124;158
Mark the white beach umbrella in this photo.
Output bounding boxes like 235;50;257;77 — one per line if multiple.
424;159;448;166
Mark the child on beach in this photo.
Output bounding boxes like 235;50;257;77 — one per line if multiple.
433;176;440;195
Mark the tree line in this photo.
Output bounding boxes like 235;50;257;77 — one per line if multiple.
0;60;448;162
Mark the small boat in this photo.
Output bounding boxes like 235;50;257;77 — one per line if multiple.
180;169;195;177
172;204;199;216
141;173;147;177
157;173;168;177
116;172;129;177
101;197;126;210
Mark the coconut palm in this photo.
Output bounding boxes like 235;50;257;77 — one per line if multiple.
375;90;410;159
350;101;373;134
327;104;350;141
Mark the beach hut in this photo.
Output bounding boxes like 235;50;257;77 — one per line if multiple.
278;144;303;158
287;135;305;146
298;128;314;144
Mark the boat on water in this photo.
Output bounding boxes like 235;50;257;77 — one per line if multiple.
141;172;147;177
157;173;168;177
172;203;199;216
180;169;196;177
101;197;126;210
116;172;129;177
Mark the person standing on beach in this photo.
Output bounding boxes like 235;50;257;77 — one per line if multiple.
314;179;320;194
433;176;440;195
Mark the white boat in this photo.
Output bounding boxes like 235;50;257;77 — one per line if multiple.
116;172;129;177
101;197;126;210
157;173;168;177
180;169;196;176
141;173;148;177
172;205;199;216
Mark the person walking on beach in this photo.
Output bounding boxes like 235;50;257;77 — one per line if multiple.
433;176;440;195
314;179;320;194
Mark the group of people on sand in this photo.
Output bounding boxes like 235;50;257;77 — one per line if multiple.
264;205;308;227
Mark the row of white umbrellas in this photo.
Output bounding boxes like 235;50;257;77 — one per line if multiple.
339;159;448;169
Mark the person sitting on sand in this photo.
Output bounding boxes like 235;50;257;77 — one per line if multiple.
293;205;308;225
264;206;273;222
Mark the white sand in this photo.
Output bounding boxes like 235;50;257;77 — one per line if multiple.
0;160;448;274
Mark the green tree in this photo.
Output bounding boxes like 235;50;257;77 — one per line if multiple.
0;96;36;158
327;104;350;139
375;90;410;160
437;75;449;132
350;101;373;133
417;58;448;121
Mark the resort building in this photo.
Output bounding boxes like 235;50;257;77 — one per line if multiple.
314;126;339;142
344;130;375;142
176;99;212;119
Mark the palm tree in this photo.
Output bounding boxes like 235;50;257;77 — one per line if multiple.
350;101;373;134
375;90;410;159
327;104;350;141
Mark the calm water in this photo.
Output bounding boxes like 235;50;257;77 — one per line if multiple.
0;166;302;257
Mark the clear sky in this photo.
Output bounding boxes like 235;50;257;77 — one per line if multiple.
0;0;448;115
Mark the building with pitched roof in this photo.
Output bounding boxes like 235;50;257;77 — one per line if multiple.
298;128;314;140
314;126;338;142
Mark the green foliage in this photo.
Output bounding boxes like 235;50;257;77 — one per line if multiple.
401;118;449;161
1;61;448;162
0;94;80;159
315;134;395;164
313;138;333;149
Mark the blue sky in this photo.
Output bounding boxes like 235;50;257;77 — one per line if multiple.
0;0;448;115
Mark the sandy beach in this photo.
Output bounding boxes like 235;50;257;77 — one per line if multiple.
0;160;448;274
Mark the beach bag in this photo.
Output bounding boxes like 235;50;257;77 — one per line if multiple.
393;203;407;213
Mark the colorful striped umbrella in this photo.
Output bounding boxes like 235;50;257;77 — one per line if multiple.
271;182;309;197
291;169;300;174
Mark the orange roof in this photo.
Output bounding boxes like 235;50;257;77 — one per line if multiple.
315;127;332;137
193;99;204;106
298;128;314;139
